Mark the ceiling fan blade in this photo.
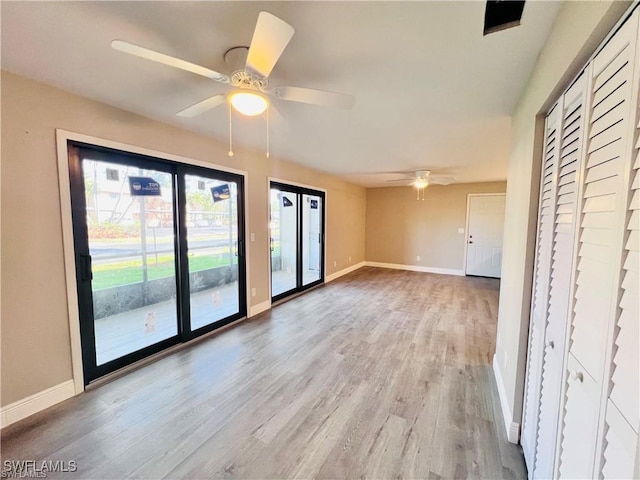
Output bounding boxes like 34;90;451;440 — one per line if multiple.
176;94;226;118
386;178;413;184
273;86;355;109
112;40;229;83
245;12;294;78
428;176;456;185
385;180;413;187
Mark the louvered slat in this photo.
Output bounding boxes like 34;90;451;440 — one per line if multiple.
580;226;615;246
561;149;580;167
584;157;622;182
583;175;619;197
586;138;620;167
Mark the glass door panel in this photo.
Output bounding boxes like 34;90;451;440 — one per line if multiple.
184;174;241;330
82;159;179;367
302;194;322;286
270;188;298;297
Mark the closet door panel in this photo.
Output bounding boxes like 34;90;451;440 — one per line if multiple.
601;37;640;476
567;17;635;378
521;105;560;474
603;55;640;454
533;74;586;480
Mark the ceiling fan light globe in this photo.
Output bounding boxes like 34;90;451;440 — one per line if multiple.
228;90;269;116
414;179;428;189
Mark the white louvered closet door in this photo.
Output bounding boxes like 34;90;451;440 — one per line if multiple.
521;104;560;475
558;11;639;479
533;73;586;480
599;11;640;479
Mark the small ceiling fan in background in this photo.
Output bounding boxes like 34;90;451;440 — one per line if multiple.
111;11;355;119
386;170;456;200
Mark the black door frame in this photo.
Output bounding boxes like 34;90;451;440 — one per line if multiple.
69;141;246;384
270;181;326;303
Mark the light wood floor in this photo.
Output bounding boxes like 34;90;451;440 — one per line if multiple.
1;267;526;479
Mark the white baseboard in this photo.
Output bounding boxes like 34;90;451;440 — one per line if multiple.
507;421;520;445
364;261;465;277
493;355;520;444
1;380;76;428
326;261;366;283
249;300;271;317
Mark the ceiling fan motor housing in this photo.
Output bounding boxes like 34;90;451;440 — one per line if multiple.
230;70;267;92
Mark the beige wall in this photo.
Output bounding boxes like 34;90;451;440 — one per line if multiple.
494;0;631;437
0;71;366;406
365;182;506;271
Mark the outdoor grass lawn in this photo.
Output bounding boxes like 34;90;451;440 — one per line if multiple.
93;254;236;290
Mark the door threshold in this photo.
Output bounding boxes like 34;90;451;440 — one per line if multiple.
271;282;324;308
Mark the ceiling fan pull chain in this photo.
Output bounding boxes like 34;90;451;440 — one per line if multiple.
266;106;270;158
228;102;234;157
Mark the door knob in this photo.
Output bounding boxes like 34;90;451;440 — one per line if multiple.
468;240;474;244
545;340;555;349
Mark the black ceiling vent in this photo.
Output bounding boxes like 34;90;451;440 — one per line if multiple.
484;0;526;35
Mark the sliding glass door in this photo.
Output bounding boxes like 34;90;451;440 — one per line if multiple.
69;143;246;383
270;187;298;297
181;170;243;334
78;158;180;367
270;182;325;301
302;193;323;287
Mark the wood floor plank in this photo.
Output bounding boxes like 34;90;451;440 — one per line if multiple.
1;267;526;479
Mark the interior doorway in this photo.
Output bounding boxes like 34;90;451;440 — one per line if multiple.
269;182;325;301
464;193;506;278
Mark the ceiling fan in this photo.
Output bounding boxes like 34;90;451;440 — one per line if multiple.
387;170;456;199
111;11;355;119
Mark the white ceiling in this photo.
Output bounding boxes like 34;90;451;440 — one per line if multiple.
1;1;562;187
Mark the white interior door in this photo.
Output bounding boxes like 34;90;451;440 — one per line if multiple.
465;194;506;278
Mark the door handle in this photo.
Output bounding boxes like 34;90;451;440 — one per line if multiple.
570;371;584;383
468;240;474;244
79;254;93;281
270;237;274;252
